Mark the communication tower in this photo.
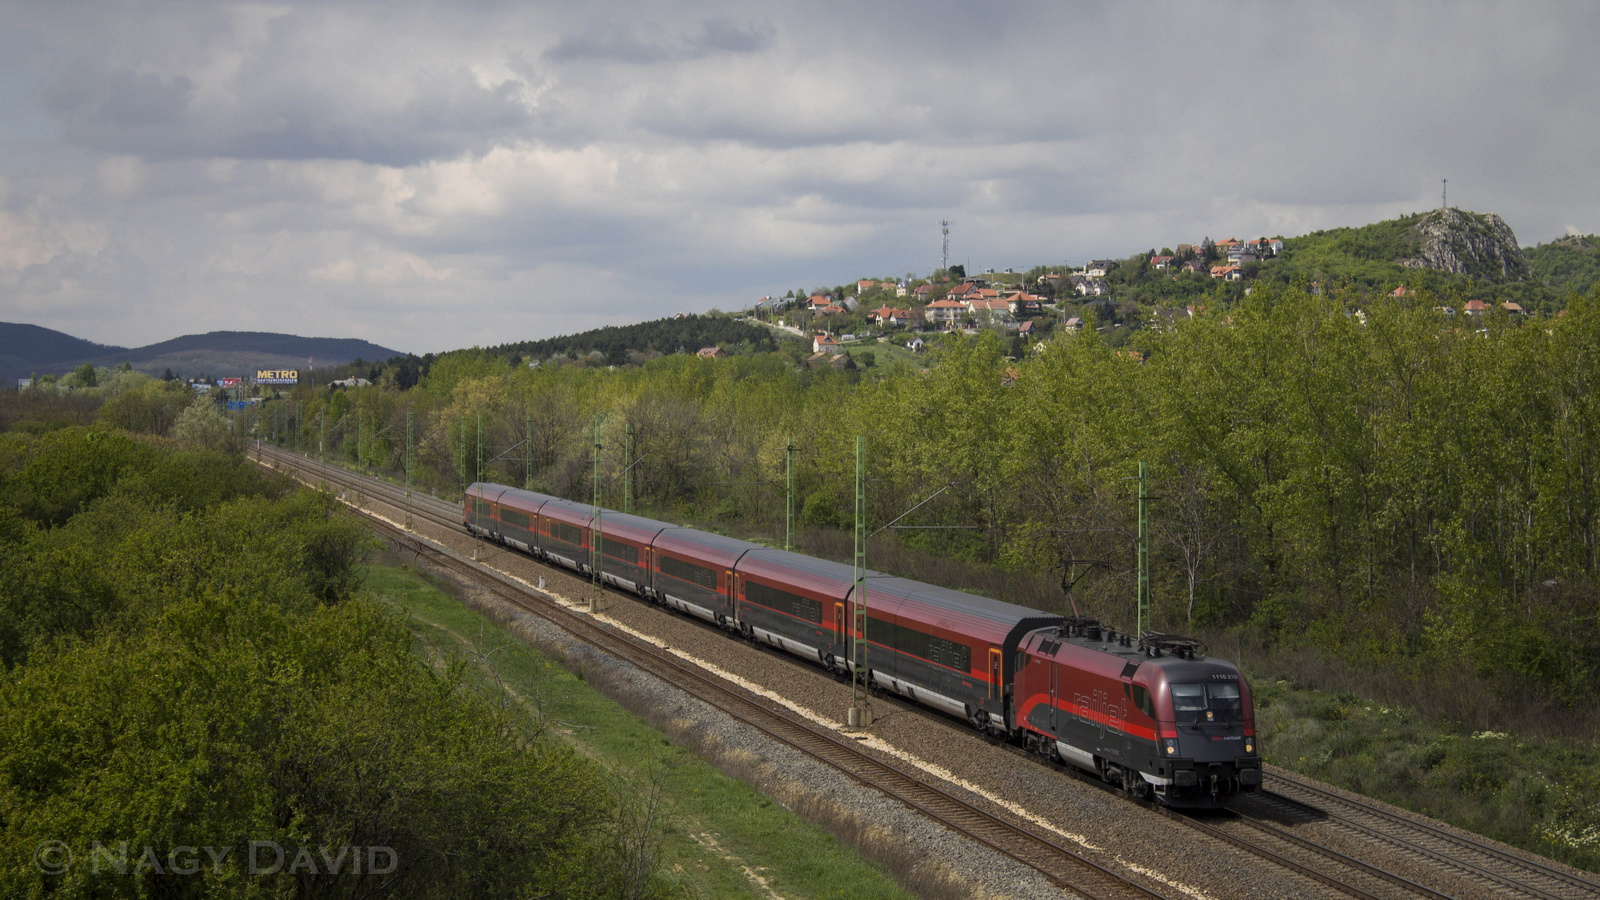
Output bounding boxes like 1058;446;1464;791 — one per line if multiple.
941;219;950;273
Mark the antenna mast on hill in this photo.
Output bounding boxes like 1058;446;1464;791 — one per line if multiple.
1442;179;1447;210
941;219;950;273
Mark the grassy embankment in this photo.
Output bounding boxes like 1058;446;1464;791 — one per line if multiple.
363;560;956;900
1249;675;1600;873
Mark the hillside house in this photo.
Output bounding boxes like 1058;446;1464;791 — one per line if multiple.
964;297;1012;319
1008;295;1043;317
923;298;967;328
813;334;844;354
872;306;914;326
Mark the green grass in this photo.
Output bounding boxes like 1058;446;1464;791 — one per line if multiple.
1253;677;1600;873
361;561;926;900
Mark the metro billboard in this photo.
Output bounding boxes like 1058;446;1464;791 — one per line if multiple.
255;369;299;385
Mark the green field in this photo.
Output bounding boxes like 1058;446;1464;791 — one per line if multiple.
363;560;947;899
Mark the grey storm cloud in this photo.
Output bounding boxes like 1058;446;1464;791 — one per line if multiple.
544;18;774;64
46;66;196;128
1;0;1597;355
43;57;542;166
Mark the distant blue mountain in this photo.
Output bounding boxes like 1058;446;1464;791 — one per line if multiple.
2;323;403;384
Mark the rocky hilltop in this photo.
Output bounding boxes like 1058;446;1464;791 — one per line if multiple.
1400;208;1529;281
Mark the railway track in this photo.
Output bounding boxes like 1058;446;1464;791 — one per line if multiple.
256;446;1170;900
255;444;1600;899
1247;772;1600;900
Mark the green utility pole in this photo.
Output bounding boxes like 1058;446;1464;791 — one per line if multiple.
785;437;796;552
1137;460;1151;637
590;416;604;612
624;423;634;514
524;415;533;489
404;411;413;530
848;436;873;727
457;419;467;494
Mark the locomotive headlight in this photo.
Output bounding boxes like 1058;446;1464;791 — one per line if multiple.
1245;740;1254;754
1163;739;1178;756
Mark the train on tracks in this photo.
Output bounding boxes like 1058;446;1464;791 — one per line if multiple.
465;482;1261;807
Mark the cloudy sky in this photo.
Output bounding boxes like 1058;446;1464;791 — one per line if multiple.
1;1;1595;355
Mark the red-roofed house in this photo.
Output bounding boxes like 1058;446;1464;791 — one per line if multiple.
923;298;967;328
872;306;913;326
813;334;843;354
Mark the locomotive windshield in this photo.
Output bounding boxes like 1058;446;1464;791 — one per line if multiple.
1170;682;1242;725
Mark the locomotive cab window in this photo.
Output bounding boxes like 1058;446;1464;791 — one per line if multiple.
1171;682;1242;724
1129;684;1154;718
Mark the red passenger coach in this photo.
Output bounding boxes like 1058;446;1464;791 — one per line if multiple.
464;482;512;536
648;528;756;626
593;512;673;596
733;548;858;672
495;488;555;553
858;577;1062;734
463;482;557;554
536;498;597;571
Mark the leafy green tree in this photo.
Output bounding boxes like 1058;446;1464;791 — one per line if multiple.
171;401;236;451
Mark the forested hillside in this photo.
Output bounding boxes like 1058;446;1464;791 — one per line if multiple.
491;313;787;365
0;430;668;897
1526;233;1600;296
243;285;1600;738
